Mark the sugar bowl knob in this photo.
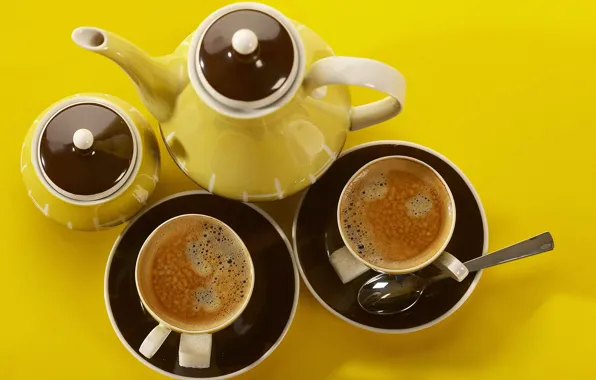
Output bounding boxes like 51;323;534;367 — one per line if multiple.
73;128;94;151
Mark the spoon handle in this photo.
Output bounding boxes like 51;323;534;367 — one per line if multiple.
464;232;554;272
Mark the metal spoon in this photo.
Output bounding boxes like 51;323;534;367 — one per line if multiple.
357;232;554;315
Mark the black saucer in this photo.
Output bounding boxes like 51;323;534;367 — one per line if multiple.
105;191;299;378
293;141;488;332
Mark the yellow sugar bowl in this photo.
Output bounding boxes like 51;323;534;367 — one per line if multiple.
21;93;160;230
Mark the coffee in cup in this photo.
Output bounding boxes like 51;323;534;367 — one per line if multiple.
337;156;468;280
136;214;255;367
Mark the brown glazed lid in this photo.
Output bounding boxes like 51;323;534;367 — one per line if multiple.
198;9;296;105
39;103;136;201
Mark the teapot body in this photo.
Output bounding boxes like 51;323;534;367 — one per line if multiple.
72;3;405;202
21;94;160;230
161;23;351;201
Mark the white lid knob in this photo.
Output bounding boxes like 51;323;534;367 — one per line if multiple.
231;29;259;55
73;128;94;150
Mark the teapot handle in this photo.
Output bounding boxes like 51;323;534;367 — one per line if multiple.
303;57;406;131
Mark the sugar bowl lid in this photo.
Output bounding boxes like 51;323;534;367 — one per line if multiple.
35;97;138;202
189;2;305;117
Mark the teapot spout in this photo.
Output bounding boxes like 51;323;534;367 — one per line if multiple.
72;27;184;122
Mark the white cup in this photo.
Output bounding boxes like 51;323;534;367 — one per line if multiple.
135;214;255;368
336;156;469;282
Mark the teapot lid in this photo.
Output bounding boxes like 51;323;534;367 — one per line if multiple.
37;100;137;202
190;3;304;118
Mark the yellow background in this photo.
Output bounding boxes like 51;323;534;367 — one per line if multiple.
1;0;595;378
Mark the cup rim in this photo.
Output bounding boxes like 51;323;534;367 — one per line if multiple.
292;140;488;334
336;155;457;275
105;190;300;379
134;213;256;335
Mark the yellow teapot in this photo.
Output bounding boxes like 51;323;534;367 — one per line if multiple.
73;2;405;201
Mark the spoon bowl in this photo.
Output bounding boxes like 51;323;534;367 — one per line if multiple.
357;274;428;315
358;232;554;315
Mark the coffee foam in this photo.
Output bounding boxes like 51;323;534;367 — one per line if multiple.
339;158;453;271
354;170;389;201
138;216;252;332
406;193;434;217
184;225;250;316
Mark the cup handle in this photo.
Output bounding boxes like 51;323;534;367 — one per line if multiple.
179;333;212;368
432;251;469;282
139;324;171;359
303;56;406;131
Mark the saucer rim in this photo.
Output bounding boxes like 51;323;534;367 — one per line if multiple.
292;140;489;334
104;190;300;380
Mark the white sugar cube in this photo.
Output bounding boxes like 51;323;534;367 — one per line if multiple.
329;246;369;284
179;333;212;369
